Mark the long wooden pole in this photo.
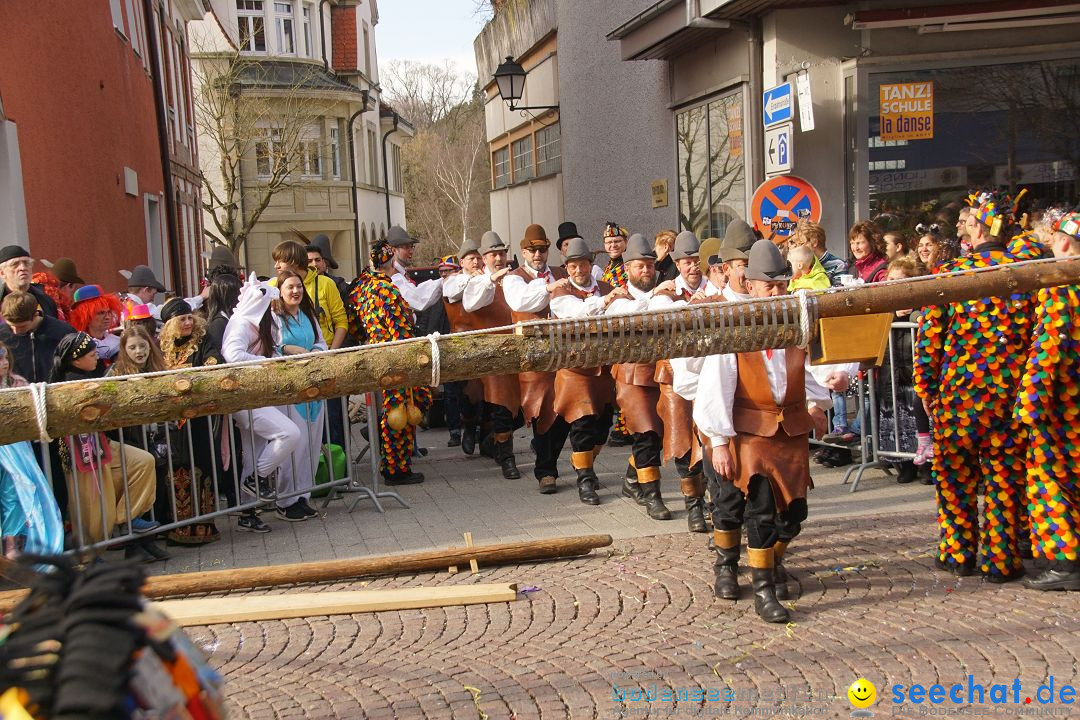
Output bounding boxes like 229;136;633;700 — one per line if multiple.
0;258;1076;445
0;534;613;613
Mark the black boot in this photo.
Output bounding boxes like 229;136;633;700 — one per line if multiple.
749;549;789;623
461;422;477;455
576;469;600;505
1022;560;1080;591
138;537;170;562
479;433;496;460
494;433;521;479
896;462;917;484
622;462;643;504
684;496;708;533
773;541;790;601
447;430;461;447
638;476;672;521
712;530;741;600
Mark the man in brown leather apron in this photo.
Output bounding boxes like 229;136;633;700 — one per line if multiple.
504;224;572;494
549;237;623;505
604;234;671;521
462;231;523;479
441;241;484;454
649;231;717;533
694;239;831;624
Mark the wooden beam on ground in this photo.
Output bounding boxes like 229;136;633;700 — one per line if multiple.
0;534;612;614
153;583;519;626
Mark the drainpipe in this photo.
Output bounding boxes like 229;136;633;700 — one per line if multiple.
381;112;399;227
347;90;370;272
143;0;183;291
747;16;765;186
319;0;330;71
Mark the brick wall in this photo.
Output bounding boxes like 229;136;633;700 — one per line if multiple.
331;5;357;72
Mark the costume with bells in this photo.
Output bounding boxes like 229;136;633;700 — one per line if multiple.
351;241;431;483
1014;210;1080;591
600;222;632;446
914;190;1044;581
693;240;833;623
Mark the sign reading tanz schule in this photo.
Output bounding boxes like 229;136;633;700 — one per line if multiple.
879;82;934;142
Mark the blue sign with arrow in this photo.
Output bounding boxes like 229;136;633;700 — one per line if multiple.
762;82;793;127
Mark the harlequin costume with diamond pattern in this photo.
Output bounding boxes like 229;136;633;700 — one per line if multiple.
601;222;630;442
350;256;431;479
1015;211;1080;582
914;192;1044;580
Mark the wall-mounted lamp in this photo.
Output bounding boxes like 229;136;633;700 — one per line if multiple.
493;56;559;113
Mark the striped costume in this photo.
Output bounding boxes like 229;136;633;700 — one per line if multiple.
351;270;431;477
602;256;629;438
914;237;1041;578
1015;284;1080;563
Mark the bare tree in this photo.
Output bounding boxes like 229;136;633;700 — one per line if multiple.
381;60;476;130
384;63;490;260
193;50;335;254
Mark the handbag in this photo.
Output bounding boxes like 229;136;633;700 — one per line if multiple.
312;443;347;498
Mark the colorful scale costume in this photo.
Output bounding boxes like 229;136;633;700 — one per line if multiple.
914;229;1042;578
1015;280;1080;564
350;267;431;478
601;223;629;438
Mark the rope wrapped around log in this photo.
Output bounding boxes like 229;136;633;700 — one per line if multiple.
0;256;1075;446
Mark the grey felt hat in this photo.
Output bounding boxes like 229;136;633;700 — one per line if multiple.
561;237;593;262
722;219;757;253
670;230;701;261
744;239;792;282
387;225;417;247
126;265;167;292
457;239;480;258
622;233;657;262
479;231;508;255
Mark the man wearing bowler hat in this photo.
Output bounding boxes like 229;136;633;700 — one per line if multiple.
461;231;523;480
555;221;605;283
694;239;834;623
386;225;442;312
503;224;572;494
123;264;205;322
549;237;622;505
441;238;485;455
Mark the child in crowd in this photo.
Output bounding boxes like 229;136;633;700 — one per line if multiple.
787;245;831;292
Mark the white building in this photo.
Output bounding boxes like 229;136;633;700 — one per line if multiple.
191;0;409;277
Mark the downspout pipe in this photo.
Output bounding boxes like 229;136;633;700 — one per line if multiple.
348;90;370;272
381;112;399;227
748;16;765;186
143;0;183;291
319;0;330;70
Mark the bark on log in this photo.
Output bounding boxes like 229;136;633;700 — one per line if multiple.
0;258;1076;445
0;534;613;612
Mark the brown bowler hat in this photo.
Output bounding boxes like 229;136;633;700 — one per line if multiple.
520;224;550;250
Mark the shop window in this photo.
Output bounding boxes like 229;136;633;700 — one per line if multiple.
535;123;561;176
512;136;534;183
492;146;510;189
865;59;1080;232
676;89;746;238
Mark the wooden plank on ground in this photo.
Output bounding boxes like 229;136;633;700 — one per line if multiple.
153;583;519;626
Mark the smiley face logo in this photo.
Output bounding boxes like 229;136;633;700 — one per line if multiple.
848;678;877;709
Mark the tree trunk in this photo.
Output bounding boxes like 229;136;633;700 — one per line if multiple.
0;259;1076;445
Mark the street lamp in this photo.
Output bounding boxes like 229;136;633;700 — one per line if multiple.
493;56;559;113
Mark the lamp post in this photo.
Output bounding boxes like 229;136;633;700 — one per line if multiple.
493;56;559;113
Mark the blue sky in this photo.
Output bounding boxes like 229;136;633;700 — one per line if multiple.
377;0;489;77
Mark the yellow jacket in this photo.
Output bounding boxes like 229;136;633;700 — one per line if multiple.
788;257;832;292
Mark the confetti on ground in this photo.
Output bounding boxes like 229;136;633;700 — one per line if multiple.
463;686;488;720
517;585;540;594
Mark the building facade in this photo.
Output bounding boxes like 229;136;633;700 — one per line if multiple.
192;0;408;279
0;0;205;294
609;0;1080;253
475;0;676;263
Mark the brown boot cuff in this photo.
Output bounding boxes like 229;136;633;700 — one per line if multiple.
637;466;661;484
494;431;513;443
571;451;594;470
679;477;703;497
628;455;637;468
747;547;775;569
774;540;789;561
713;529;740;550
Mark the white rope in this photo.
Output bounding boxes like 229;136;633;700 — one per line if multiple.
427;332;442;387
29;382;51;442
795;289;812;349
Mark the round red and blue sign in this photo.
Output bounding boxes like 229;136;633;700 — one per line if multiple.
750;175;822;240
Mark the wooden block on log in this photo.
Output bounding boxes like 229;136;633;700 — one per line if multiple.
153;583;519;626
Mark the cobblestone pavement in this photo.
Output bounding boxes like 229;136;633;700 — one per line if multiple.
184;509;1080;719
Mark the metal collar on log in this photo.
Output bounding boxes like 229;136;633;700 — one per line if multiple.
0;257;1077;446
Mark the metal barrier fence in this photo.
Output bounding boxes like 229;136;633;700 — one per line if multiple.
34;391;406;554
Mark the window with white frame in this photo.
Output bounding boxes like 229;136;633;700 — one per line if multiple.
237;0;266;53
535;123;561;176
303;4;313;58
511;136;533;183
255;127;284;177
329;127;340;179
367;126;378;185
299;129;321;178
275;1;295;55
109;0;126;36
492;147;510;189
